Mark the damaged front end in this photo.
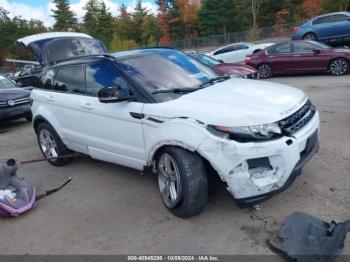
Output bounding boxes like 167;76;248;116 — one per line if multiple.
196;107;320;207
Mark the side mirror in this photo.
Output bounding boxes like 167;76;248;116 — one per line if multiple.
218;59;224;63
98;86;130;103
313;49;321;54
15;82;23;87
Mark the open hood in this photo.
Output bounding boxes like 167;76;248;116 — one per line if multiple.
17;32;107;65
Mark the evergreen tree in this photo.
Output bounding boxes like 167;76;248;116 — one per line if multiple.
132;0;149;45
97;1;114;46
83;0;100;37
198;0;236;37
51;0;77;31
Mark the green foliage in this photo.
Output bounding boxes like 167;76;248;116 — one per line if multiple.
51;0;77;31
0;7;47;65
198;0;237;36
322;0;350;12
83;0;114;46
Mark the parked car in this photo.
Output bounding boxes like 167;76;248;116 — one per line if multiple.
245;40;350;78
292;12;350;44
20;33;320;218
0;75;32;122
190;53;259;79
207;42;274;63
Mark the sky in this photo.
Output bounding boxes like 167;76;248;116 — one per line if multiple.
0;0;158;26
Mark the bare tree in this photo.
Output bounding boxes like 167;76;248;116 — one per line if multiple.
251;0;263;29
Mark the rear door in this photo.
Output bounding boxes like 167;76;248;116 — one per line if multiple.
291;42;329;72
265;43;294;73
330;14;350;40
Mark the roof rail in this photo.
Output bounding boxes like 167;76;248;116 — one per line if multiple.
50;53;115;65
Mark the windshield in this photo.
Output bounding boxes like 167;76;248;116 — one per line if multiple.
117;49;218;94
194;54;221;67
0;77;16;89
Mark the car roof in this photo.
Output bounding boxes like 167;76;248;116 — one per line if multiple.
112;47;177;60
213;42;253;52
43;48;177;69
312;11;350;21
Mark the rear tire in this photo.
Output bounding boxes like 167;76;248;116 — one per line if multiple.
303;32;317;41
329;58;349;76
156;147;208;218
257;64;273;79
36;122;73;166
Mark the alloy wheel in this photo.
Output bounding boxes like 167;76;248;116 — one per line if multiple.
303;33;316;41
39;129;58;158
258;64;272;78
157;153;182;208
330;59;348;76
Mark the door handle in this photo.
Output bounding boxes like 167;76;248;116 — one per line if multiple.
46;95;54;102
80;102;93;110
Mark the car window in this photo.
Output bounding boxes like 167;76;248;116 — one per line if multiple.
85;62;130;97
38;69;55;90
313;16;331;25
53;65;85;94
0;77;16;89
329;14;349;22
235;44;250;50
293;42;316;53
214;45;237;55
266;43;291;55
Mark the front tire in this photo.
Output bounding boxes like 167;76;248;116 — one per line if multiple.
157;147;208;218
329;58;349;76
36;122;73;166
258;64;273;79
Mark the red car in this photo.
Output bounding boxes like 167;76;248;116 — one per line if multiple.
245;40;350;78
191;53;259;79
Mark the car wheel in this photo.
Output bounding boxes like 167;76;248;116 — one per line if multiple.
257;64;273;79
36;122;73;166
303;32;317;41
329;58;349;76
157;147;208;218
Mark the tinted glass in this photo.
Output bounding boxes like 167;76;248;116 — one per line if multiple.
117;49;217;93
313;15;337;24
293;42;316;53
0;77;16;89
86;62;129;97
38;69;55;90
53;65;85;94
267;43;291;55
214;45;236;55
330;14;349;22
195;54;221;67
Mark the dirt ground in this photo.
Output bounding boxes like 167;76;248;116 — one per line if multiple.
0;74;349;256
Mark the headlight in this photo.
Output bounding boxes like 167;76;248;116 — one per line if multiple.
209;123;282;142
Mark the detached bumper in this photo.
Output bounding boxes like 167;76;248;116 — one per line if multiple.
235;132;319;207
198;111;320;207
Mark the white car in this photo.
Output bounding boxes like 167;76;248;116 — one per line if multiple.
207;42;274;63
19;33;320;218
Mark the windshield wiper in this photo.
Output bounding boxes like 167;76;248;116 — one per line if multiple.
152;87;202;94
199;76;230;88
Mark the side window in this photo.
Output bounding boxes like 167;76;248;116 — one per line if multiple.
313;16;329;25
85;62;130;97
330;14;349;22
235;44;250;50
38;69;55;90
214;45;235;55
293;42;316;53
267;43;291;55
53;65;85;94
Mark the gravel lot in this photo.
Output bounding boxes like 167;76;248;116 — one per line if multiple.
0;74;350;256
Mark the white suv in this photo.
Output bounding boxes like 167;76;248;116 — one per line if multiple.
19;33;320;218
